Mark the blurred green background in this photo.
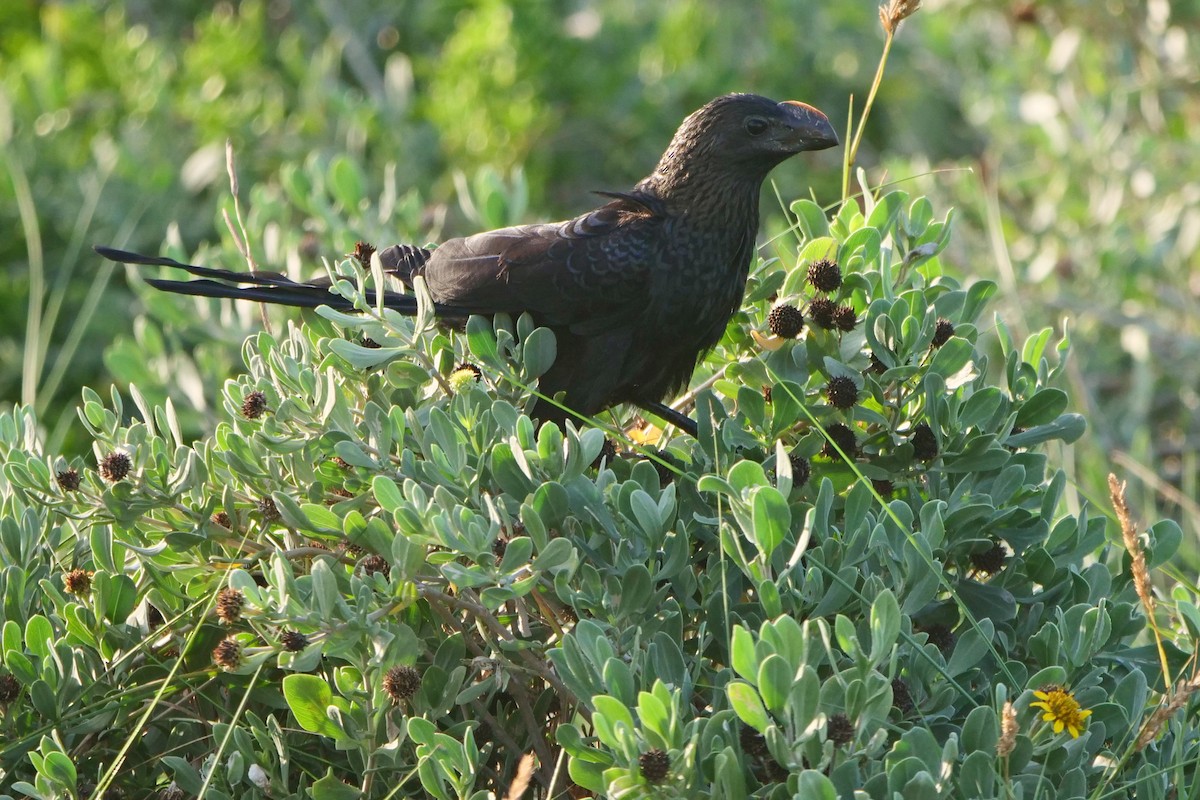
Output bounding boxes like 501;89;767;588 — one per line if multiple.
2;0;1198;557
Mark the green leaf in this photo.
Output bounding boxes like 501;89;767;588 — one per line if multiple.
40;751;77;787
1008;413;1086;446
98;573;138;624
283;674;344;738
522;327;557;378
869;589;900;666
372;476;404;514
567;756;607;794
731;626;759;682
1015;388;1068;427
24;615;53;661
928;337;973;380
467;315;500;363
533;537;575;572
750;486;789;559
309;768;363;800
727;681;770;729
961;705;998;754
839;226;881;265
162;757;204;795
791;200;830;239
591;694;635;750
757;654;792;714
866;190;907;233
728;460;769;491
327;339;402;369
959;387;1005;430
946;620;994;677
602;658;636;708
794;771;837;799
1146;520;1183;569
636;686;672;745
628;489;663;541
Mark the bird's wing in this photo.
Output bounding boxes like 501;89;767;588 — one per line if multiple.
421;193;664;332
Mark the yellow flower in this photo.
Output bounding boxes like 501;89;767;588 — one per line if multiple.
1030;686;1093;738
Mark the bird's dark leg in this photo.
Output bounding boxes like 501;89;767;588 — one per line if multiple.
637;401;698;438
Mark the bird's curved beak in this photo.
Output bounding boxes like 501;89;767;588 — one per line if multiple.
778;100;839;152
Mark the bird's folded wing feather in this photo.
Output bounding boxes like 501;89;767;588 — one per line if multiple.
421;194;663;332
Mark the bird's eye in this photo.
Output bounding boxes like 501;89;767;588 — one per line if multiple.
744;117;769;136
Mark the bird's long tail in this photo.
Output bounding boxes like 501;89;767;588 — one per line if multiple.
94;245;448;315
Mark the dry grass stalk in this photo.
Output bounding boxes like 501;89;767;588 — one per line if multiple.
996;700;1018;757
1109;472;1173;688
1109;474;1154;616
879;0;922;35
503;753;536;800
1135;673;1200;751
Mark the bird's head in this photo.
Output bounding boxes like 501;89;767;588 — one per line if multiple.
649;93;838;188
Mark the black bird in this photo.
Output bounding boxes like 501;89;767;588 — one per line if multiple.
97;93;837;434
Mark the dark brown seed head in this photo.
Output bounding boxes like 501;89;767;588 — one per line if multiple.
212;637;243;670
258;496;281;523
822;423;858;460
833;304;857;332
638;749;670;784
211;511;232;528
56;468;81;492
922;623;956;653
280;630;309;652
931;317;955;348
351;241;377;264
789;454;811;485
492;536;509;560
147;604;165;629
216;588;245;624
970;541;1007;574
891;676;914;714
807;258;843;293
872;478;895;497
383;665;421;702
827;712;854;746
826;376;859;409
64;568;93;595
98;452;132;482
0;674;21;703
241;391;268;419
360;554;389;577
767;304;805;339
740;724;768;756
869;353;888;374
808;297;837;330
911;423;938;461
591;437;618;469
